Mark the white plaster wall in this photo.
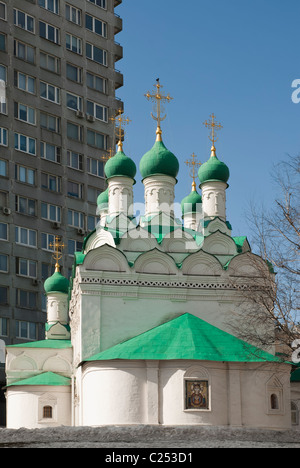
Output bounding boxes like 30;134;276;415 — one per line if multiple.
108;177;134;218
6;386;71;429
201;181;227;221
143;175;176;217
159;362;228;426
81;362;147;425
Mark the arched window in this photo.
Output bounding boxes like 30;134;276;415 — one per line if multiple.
291;402;299;426
270;394;279;410
43;406;53;419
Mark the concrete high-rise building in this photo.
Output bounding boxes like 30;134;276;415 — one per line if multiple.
0;0;123;419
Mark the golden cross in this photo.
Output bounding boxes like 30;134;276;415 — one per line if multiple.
144;79;173;140
110;109;131;151
101;147;114;163
49;236;65;272
203;113;223;147
185;153;202;191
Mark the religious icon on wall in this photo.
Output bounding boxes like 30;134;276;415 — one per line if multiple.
185;380;209;410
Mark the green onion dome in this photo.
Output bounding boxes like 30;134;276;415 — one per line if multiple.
181;184;202;215
44;271;69;295
198;146;230;184
139;139;179;180
97;187;109;210
104;145;137;181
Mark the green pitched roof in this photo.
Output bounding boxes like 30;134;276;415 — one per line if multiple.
7;340;72;349
85;313;282;363
7;372;71;387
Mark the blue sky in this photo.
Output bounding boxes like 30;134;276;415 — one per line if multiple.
115;0;300;244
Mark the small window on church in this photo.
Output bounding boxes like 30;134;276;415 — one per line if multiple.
270;394;279;410
291;402;299;426
43;405;53;419
185;380;209;410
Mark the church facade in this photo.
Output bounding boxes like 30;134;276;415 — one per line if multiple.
4;84;296;429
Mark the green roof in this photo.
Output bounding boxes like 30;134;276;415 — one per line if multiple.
140;140;179;180
85;313;282;363
7;340;72;349
291;368;300;382
44;271;70;295
7;372;71;387
105;149;137;180
97;187;109;208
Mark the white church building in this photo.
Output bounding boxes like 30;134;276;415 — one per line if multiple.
4;83;299;430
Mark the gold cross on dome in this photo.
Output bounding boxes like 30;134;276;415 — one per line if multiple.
49;236;65;272
185;153;202;191
101;147;114;162
203;113;223;147
144;79;173;140
110;109;131;151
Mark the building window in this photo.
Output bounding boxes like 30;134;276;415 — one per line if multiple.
0;160;7;177
87;129;107;149
15;226;37;248
0;286;8;305
0;127;7;146
16;290;37;310
15;165;36;185
87;157;104;177
41;233;57;251
14;71;36;94
87;186;101;204
41;172;61;192
39;21;60;44
41;203;61;223
15;196;36;216
87;101;108;123
67;150;83;171
66;4;81;25
0;223;8;241
85;14;107;37
86;72;106;94
0;33;6;52
67;180;83;199
14;9;35;33
68;209;84;229
40;112;60;133
40;142;61;163
43;406;53;419
40;51;60;74
14;102;36;125
39;0;59;15
0;254;8;273
0;64;7;83
66;63;82;83
16;258;37;279
0;2;6;20
88;215;98;231
67;122;83;142
42;263;55;281
86;43;107;66
14;133;36;155
66;92;83;112
0;318;8;337
15;320;37;339
68;239;83;256
87;0;106;9
14;40;35;64
40;81;60;104
66;34;82;55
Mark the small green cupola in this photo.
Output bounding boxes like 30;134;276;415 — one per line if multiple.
104;143;137;182
97;187;109;210
198;145;230;185
44;271;69;295
181;183;202;215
